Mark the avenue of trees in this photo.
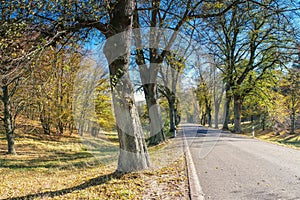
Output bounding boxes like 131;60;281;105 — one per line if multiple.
1;0;299;172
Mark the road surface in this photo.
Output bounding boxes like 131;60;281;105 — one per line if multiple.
181;124;300;200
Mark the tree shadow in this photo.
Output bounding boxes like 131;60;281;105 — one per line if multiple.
2;171;124;200
279;140;300;147
0;150;118;170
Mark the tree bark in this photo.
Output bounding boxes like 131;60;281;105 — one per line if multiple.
103;0;150;172
222;92;231;130
168;97;176;133
107;61;150;172
144;83;166;145
2;85;16;155
233;95;243;133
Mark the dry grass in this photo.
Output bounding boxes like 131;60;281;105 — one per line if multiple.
0;125;188;200
229;122;300;150
254;130;300;150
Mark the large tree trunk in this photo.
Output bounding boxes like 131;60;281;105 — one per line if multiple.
108;61;150;172
103;0;150;172
144;83;166;145
2;85;16;155
222;92;231;130
233;95;243;133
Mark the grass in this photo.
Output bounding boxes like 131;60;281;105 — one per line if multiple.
254;130;300;150
228;121;300;150
0;123;188;199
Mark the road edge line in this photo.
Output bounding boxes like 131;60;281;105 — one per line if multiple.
183;133;205;200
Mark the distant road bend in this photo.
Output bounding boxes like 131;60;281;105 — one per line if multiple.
181;124;300;200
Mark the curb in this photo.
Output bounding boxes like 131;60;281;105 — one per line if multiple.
183;134;205;200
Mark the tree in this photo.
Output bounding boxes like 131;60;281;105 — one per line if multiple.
102;0;150;172
289;45;300;133
192;53;224;128
212;61;225;129
282;59;300;134
73;56;113;136
28;0;150;172
158;53;184;134
195;74;212;127
202;1;295;133
27;46;82;135
0;17;38;154
0;0;80;154
132;0;243;143
94;78;115;132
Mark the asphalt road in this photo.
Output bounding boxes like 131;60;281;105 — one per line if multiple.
181;124;300;200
